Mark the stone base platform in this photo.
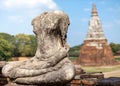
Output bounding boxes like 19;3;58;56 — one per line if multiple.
70;77;120;86
1;62;120;86
5;83;70;86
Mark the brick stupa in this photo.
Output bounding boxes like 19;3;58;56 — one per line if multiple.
77;4;116;66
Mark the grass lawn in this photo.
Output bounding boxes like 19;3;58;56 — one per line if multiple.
115;56;120;61
82;65;120;73
69;56;120;73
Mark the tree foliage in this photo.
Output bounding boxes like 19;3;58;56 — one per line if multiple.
14;34;37;57
109;42;120;55
69;44;83;57
0;37;12;60
0;33;37;60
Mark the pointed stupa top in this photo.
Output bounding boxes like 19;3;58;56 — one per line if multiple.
92;4;98;16
85;4;106;41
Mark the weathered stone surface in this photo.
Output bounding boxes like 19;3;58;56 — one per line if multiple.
2;10;75;85
0;61;8;85
70;75;120;86
0;61;6;68
74;65;85;75
77;4;117;66
80;72;104;79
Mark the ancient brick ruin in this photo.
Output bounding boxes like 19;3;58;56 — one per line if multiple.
77;4;116;66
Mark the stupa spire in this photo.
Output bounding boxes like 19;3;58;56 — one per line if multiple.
85;4;106;40
77;4;116;66
92;4;98;16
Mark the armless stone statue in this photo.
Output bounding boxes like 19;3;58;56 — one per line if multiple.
2;10;75;86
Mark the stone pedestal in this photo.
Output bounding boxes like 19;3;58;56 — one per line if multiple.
5;82;70;86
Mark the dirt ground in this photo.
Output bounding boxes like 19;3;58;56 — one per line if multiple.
104;69;120;78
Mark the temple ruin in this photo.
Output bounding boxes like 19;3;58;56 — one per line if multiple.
77;4;116;66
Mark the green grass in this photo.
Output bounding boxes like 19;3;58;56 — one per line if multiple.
82;65;120;73
68;56;120;73
69;56;120;61
115;56;120;61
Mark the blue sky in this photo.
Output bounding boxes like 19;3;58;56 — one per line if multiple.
0;0;120;46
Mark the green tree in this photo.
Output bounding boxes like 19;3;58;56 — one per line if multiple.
69;44;83;57
0;33;15;43
0;37;12;61
28;35;37;56
0;33;15;57
14;34;37;57
109;42;120;55
15;34;30;57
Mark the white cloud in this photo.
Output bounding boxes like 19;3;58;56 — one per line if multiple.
103;20;120;30
83;8;90;12
0;0;58;10
103;23;114;29
81;18;89;22
108;7;120;13
100;0;105;4
0;0;59;23
8;15;24;23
